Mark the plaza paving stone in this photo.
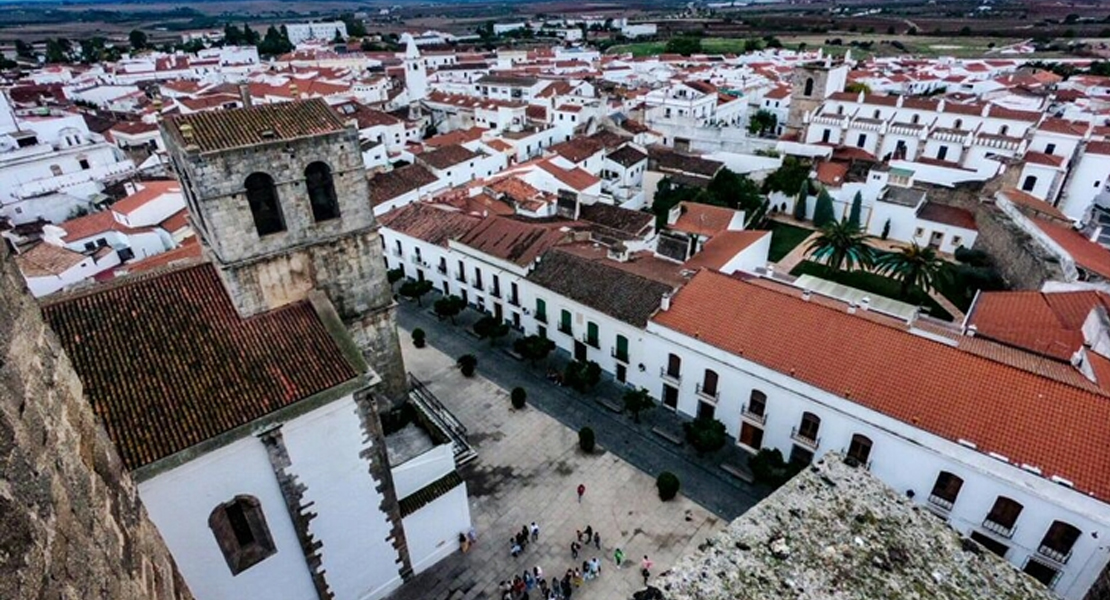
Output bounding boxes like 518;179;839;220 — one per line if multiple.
387;297;771;600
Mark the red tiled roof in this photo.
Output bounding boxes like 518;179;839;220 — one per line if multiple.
1038;117;1087;137
159;208;190;234
456;216;568;266
536;160;600;191
42;263;359;470
1032;218;1110;280
122;238;202;274
652;270;1110;503
916;202;976;230
998;187;1069;222
969;290;1106;360
419;144;480;170
368;164;439;206
60;211;148;242
111;180;180;216
1085;141;1110;157
815;162;849;186
1025;151;1065;168
164;98;346;153
379;202;481;246
672;203;739;237
16;242;87;277
424;127;483;148
683;230;769;270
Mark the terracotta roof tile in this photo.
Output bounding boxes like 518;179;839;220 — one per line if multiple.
683;230;769;271
368;164;439;206
527;247;674;325
968;290;1105;360
916;202;976;230
16;242;87;277
164;98;347;153
672;202;739;237
111;180;180;216
419;144;481;170
60;211;149;243
998;187;1068;221
1032;218;1110;280
456;216;568;266
378;202;480;246
652;270;1110;502
41;263;358;470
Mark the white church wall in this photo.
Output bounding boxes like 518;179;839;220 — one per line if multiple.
402;485;472;575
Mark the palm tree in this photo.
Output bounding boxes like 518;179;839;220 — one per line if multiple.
874;243;950;299
805;220;874;274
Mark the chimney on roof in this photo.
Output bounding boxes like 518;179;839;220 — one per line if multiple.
238;83;252;108
660;292;672;312
802;289;812;302
859;296;870;311
765;264;775;278
967;324;977;337
847;301;857;315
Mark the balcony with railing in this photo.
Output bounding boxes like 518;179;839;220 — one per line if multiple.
927;494;955;513
790;426;819;450
437;264;448;275
490;285;501;298
455;271;466;283
558;322;573;335
740;404;766;425
508;294;520;307
535;311;547;324
471;278;484;291
659;367;681;385
611;347;629;364
582;333;600;349
695;383;719;403
981;517;1016;539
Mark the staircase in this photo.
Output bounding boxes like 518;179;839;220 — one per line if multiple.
408;373;478;466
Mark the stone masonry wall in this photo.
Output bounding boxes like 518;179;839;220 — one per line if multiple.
0;243;192;600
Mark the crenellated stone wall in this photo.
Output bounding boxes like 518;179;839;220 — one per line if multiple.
0;243;192;600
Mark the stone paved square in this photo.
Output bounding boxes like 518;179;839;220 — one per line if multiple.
388;334;725;600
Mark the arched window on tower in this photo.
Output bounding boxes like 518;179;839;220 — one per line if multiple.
304;162;340;222
244;172;285;236
804;77;815;97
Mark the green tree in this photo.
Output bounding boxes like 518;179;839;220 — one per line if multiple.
792;187;808;221
457;354;478;377
513;335;555;365
665;36;702;56
15;40;33;59
874;243;951;298
332;30;346;44
847;191;862;228
243;24;261;45
129;29;149;51
398;279;434;306
763;156;811;197
224;24;244;45
743;38;762;53
747;109;778;137
706;168;764;213
434;295;466;324
387;267;404;287
656;471;680;501
805;220;874;273
812;187;836;228
622;388;654;423
340;13;368;37
45;38;72;63
473;315;509;345
563;360;601;393
844;81;871;94
683;417;727;455
258;25;293;56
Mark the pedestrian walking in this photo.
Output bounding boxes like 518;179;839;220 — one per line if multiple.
583;525;592;543
614;547;624;568
575;529;582;542
641;555;653;586
570;541;580;559
576;483;585;503
534;565;544;581
593;531;600;549
531;521;540;542
590;557;601;577
511;537;522;557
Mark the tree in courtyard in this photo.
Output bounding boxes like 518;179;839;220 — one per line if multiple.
45;38;72;64
15;40;33;59
434;295;466;324
874;243;951;298
622;388;654;423
747;109;778;137
763;156;811;197
812;187;836;228
513;335;555;365
845;81;871;94
805;220;874;273
398;279;434;306
473;315;509;345
258;25;293;56
387;267;404;288
129;29;149;51
706;168;764;213
847;191;863;228
792;187;808;221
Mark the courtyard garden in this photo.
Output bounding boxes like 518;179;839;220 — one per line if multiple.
767;221;813;263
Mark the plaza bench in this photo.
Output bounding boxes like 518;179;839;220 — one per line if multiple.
596;397;623;413
721;462;755;484
651;426;683;446
502;348;524;361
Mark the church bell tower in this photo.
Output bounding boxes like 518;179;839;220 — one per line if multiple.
160;99;407;401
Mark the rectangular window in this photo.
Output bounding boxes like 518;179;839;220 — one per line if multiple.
696;401;715;421
1045;143;1056;155
821;129;831;143
614;334;629;363
559;309;572;334
970;531;1009;558
661;384;678;409
535;298;547;323
586;322;599;347
937;145;948;161
615;363;627;383
789;444;814;466
739;422;763;450
856;133;866;148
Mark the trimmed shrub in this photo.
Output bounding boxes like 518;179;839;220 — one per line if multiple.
511;387;527;409
412;328;426;348
578;426;596;453
749;448;804;488
656;471;680;501
457;354;478;377
683;417;728;455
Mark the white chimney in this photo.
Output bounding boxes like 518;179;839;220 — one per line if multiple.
660;292;672;311
802;289;812;302
847;301;857;315
766;264;775;278
859;296;870;311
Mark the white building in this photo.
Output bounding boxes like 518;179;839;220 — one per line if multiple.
285;21;348;45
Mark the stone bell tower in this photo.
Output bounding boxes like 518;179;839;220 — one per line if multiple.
160;99;407;401
785;58;849;138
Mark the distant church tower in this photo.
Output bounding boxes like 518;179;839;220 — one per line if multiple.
784;58;849;138
160;99;408;401
402;34;427;103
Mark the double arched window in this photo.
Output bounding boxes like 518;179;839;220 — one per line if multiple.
305;161;340;222
244;172;285;236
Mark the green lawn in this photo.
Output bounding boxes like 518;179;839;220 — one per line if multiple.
609;37;758;57
767;222;813;263
790;260;954;322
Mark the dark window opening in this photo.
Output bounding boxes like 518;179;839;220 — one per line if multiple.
244;173;286;236
929;471;963;510
305;162;340;222
970;531;1009;558
846;434;872;465
209;495;276;575
1022;175;1037;192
